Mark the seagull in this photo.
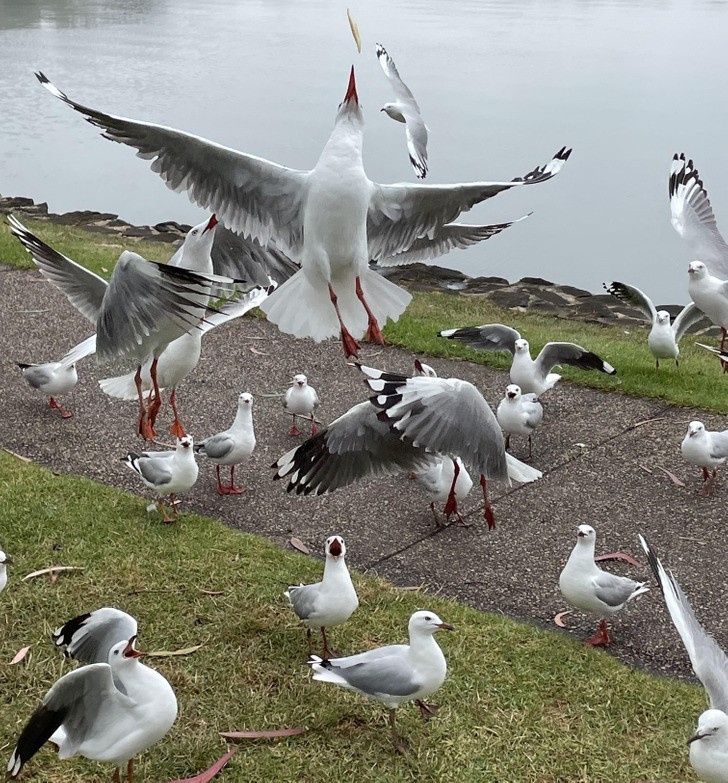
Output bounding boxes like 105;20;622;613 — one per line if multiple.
681;420;728;496
309;610;453;754
496;384;543;459
438;323;616;396
416;455;473;526
194;393;255;495
17;359;78;418
8;607;177;783
558;524;649;646
37;70;571;357
285;535;359;657
639;535;728;782
273;365;542;528
604;281;703;368
687;261;728;358
8;214;240;439
122;435;199;521
283;374;320;436
98;286;273;438
0;550;12;593
413;358;437;377
375;43;429;178
670;153;728;279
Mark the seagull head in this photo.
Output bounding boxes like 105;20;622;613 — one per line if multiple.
409;611;455;636
514;339;530;355
380;102;404;121
109;637;145;664
181;216;218;262
292;374;307;388
337;66;363;122
655;310;671;325
688;709;728;746
177;435;194;451
414;359;437;377
238;392;254;407
505;384;521;401
688;260;707;278
576;524;596;542
0;550;12;566
325;535;346;561
687;420;705;439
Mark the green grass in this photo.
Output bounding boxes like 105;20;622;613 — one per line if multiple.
0;452;705;782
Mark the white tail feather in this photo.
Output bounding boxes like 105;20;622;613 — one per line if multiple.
505;453;542;484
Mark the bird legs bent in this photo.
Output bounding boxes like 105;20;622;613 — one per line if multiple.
355;276;386;345
441;460;470;527
48;396;73;418
328;284;361;358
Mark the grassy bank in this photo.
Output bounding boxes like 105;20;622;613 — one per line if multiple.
0;452;704;782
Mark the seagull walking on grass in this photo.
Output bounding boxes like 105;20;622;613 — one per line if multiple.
309;610;453;754
687;261;728;359
286;535;359;657
681;421;728;496
559;525;648;646
640;535;728;783
438;323;616;396
16;359;78;419
496;384;543;459
283;374;320;437
37;70;571;357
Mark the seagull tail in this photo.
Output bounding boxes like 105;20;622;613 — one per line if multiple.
99;371;151;401
308;655;349;685
505;453;542;484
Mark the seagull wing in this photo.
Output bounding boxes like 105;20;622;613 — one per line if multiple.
672;302;705;341
640;535;728;713
37;73;309;256
58;335;98;368
367;148;571;260
670;153;728;278
534;343;616;376
198;284;274;335
53;608;138;665
314;646;423;697
438;323;520;354
604;281;657;324
207;226;298;286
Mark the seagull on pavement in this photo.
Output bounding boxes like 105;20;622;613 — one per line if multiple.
286;535;359;658
17;358;78;419
605;280;703;368
439;323;616;396
640;535;728;783
284;374;320;437
37;70;571;357
416;455;473;526
559;524;648;646
308;610;453;754
496;384;543;459
681;420;728;496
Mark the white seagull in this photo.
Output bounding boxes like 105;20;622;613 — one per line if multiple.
681;420;728;496
496;384;543;459
9;214;239;439
439;323;616;396
416;455;473;526
376;43;429;178
7;608;177;782
413;358;437;377
273;365;542;528
604;281;703;368
283;374;320;437
688;261;728;357
123;435;199;521
308;610;453;754
285;535;359;657
640;535;728;783
194;393;256;495
98;286;273;438
558;524;649;646
16;358;78;419
0;550;12;593
37;70;571;357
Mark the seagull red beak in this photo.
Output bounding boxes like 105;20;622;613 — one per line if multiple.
344;66;358;105
328;538;343;559
437;622;455;631
204;214;218;233
123;636;145;659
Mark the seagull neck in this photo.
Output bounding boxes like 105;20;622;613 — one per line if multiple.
407;630;443;662
232;404;253;430
322;555;350;583
569;538;596;565
318;119;364;168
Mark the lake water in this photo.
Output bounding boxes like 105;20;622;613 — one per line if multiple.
1;0;727;303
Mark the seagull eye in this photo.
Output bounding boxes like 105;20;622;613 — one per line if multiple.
114;650;119;655
192;230;198;236
424;615;432;621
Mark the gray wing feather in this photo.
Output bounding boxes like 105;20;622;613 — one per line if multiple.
53;608;138;664
593;572;642;608
604;281;657;324
287;583;321;621
535;342;614;376
438;323;520;354
135;454;174;486
324;647;421;697
672;302;705;341
209;226;298;286
198;286;272;335
19;364;55;389
709;430;728;460
197;434;235;461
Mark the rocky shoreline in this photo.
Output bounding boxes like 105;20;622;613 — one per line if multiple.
1;193;715;335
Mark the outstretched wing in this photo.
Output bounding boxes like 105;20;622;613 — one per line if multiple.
603;281;657;324
438;323;520;354
534;343;616;377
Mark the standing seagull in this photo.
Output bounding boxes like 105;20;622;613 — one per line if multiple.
16;359;78;418
439;323;616;396
639;535;728;782
681;420;728;496
123;436;199;521
376;43;429;178
309;610;453;754
559;525;648;646
0;550;12;593
285;535;359;657
7;610;177;783
687;261;728;358
37;70;571;357
496;384;543;459
416;456;473;526
604;281;703;368
283;374;320;436
8;215;238;439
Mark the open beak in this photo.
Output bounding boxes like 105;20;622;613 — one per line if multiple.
437;622;455;631
414;359;423;372
328;539;343;560
343;66;358;105
577;531;586;537
123;635;145;659
204;214;218;233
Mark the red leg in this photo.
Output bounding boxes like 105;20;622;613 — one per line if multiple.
216;465;229;495
289;415;301;437
321;627;336;658
310;415;318;436
480;474;496;529
156;499;175;524
226;465;247;495
328;284;360;358
135;367;156;440
169;389;186;438
49;397;73;419
527;435;533;461
443;459;461;520
585;618;611;646
504;433;511;452
147;358;162;427
127;759;134;783
355;276;386;345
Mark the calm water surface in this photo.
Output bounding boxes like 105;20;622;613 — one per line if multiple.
1;0;727;302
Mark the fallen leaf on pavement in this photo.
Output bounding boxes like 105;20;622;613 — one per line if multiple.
553;611;571;628
166;747;237;783
10;646;31;665
657;466;686;487
249;347;268;355
146;644;204;658
290;537;310;555
2;448;32;463
638;464;653;474
220;727;307;740
22;566;84;582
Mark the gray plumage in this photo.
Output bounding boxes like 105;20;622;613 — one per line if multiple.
53;608;138;666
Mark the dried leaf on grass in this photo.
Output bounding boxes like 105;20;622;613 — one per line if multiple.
166;747;237;783
220;727;307;740
289;537;310;555
22;566;84;582
146;643;204;658
199;589;225;596
657;466;686;487
553;611;571;628
10;646;31;665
